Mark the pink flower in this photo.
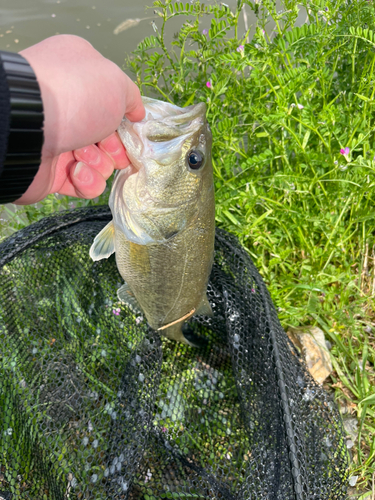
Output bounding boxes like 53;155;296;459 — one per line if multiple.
202;29;208;35
206;81;212;88
340;147;350;155
237;45;244;52
161;427;167;433
112;308;121;315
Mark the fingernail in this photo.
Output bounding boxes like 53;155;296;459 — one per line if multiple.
73;162;94;184
77;145;101;164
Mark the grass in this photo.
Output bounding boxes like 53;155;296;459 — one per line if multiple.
1;0;375;496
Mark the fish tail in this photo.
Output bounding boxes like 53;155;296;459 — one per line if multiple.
161;322;207;348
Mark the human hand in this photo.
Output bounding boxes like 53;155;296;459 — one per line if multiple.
14;34;145;205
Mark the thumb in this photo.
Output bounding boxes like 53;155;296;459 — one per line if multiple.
123;78;145;122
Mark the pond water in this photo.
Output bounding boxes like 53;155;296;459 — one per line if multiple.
0;0;247;70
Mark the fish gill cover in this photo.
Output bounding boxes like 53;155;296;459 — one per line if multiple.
0;206;348;499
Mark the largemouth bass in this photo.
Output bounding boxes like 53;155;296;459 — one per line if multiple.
90;97;215;346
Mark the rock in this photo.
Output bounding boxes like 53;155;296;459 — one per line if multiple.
348;476;358;487
343;417;358;441
346;439;354;449
287;326;333;384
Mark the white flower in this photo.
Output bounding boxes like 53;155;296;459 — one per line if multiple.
144;469;152;483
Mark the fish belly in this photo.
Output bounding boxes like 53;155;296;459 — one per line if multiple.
114;201;215;331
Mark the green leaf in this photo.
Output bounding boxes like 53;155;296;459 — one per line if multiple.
354;93;372;102
183;93;197;107
302;130;311;150
360;393;375;405
249;209;273;229
223;210;241;226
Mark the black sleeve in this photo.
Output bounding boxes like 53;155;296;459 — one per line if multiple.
0;51;44;204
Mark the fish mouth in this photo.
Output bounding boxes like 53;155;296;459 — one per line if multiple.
118;97;207;167
142;97;206;126
140;97;207;143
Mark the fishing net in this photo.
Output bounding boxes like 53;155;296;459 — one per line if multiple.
0;206;348;500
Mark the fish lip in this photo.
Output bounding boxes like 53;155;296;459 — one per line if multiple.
141;97;207;127
136;98;208;144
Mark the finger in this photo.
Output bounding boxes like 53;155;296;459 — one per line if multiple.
123;77;145;122
58;161;106;198
98;132;130;169
48;151;75;195
74;144;114;180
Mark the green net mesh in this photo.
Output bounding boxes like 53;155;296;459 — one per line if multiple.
0;206;348;499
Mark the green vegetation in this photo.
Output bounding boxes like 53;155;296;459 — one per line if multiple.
1;0;375;495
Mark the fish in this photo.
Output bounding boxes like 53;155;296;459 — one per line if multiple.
113;18;152;35
90;97;215;347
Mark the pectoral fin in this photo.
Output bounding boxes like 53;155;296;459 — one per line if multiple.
117;282;143;315
195;293;213;317
89;221;115;261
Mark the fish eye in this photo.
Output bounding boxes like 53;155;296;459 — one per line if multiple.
187;150;205;170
